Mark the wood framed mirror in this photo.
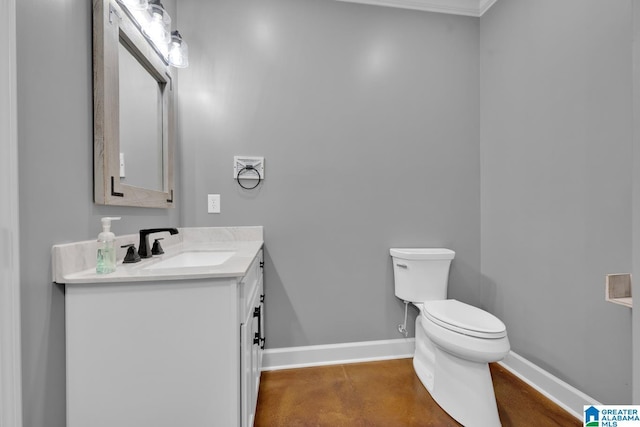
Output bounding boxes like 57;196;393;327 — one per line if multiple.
93;0;174;208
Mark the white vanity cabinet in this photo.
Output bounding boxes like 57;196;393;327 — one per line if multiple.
64;249;264;427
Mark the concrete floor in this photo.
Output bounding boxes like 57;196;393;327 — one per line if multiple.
255;358;580;426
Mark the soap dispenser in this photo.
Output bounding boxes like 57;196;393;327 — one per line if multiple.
96;217;121;274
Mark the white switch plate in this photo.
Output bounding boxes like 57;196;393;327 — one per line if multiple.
233;156;265;180
119;153;125;178
207;194;220;213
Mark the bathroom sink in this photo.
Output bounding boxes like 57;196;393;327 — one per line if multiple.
144;250;236;270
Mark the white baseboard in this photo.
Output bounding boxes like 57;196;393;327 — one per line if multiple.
262;338;415;371
498;351;601;420
262;339;599;421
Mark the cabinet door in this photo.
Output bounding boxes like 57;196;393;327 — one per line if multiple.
240;250;264;427
253;279;264;398
240;319;251;427
241;283;262;427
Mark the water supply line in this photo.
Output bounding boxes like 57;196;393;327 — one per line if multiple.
397;300;409;337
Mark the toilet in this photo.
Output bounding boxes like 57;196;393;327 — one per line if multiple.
390;248;510;427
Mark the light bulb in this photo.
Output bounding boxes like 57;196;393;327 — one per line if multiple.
168;31;189;68
141;4;171;49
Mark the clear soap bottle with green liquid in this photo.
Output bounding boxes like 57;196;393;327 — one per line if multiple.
96;217;121;274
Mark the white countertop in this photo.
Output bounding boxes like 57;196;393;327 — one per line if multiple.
52;226;263;284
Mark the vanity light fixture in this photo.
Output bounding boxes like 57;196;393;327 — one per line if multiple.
168;30;189;68
118;0;189;68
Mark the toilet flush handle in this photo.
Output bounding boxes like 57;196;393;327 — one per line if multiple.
396;263;408;269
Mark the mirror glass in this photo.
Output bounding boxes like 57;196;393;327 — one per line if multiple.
118;42;164;192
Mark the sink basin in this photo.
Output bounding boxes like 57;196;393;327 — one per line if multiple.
144;250;235;270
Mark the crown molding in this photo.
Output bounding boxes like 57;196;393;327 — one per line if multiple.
335;0;498;17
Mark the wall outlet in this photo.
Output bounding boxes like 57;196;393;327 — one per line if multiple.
119;153;125;178
207;194;220;214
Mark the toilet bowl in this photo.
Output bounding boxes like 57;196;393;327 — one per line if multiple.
390;248;510;427
423;299;509;363
417;300;509;427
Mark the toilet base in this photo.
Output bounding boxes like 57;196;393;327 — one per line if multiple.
413;317;502;427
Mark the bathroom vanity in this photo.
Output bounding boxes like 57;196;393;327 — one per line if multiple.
52;227;264;427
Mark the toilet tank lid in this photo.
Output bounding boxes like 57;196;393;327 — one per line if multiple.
389;248;455;260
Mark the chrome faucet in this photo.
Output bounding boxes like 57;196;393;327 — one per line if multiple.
138;228;179;258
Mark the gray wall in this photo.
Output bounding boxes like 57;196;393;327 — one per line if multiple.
480;0;633;403
17;0;181;425
177;0;481;348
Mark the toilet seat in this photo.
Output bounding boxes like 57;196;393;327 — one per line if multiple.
423;299;507;339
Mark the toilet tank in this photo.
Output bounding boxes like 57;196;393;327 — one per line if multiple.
390;248;455;303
